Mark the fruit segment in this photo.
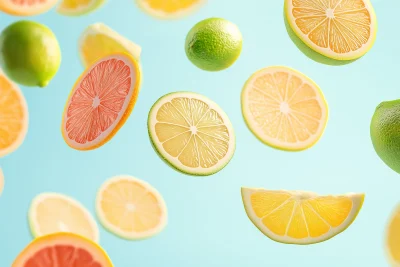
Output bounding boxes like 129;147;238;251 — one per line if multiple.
0;0;58;16
57;0;105;16
242;188;364;244
386;204;400;266
136;0;206;19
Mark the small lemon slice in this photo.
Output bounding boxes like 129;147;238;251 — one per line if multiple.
242;187;364;245
28;193;100;242
57;0;105;16
136;0;206;19
0;168;4;197
242;66;328;151
386;204;400;266
96;175;168;240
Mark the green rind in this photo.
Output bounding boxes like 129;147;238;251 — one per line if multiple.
147;91;236;176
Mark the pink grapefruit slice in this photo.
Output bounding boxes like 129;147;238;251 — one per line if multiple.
0;0;58;16
61;53;141;150
12;232;113;267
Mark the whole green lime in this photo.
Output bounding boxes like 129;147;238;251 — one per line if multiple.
0;20;61;87
371;100;400;174
185;18;242;72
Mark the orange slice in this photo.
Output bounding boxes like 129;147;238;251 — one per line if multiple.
386;204;400;266
0;0;58;16
61;53;141;150
242;187;365;244
241;66;328;151
12;233;113;267
0;70;28;158
136;0;206;19
28;192;100;242
96;175;168;240
285;0;377;60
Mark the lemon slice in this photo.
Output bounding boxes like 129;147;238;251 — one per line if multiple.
386;204;400;266
136;0;206;19
242;187;364;244
96;175;168;240
148;92;236;176
28;193;100;242
57;0;105;16
241;66;328;151
79;23;141;68
285;0;377;60
0;70;28;158
0;168;3;197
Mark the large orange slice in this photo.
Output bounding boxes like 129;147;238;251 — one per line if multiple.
0;70;28;158
136;0;206;19
12;233;113;267
0;0;58;16
285;0;377;60
61;53;141;150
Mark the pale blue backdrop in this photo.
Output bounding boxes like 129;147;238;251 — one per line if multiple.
0;0;397;266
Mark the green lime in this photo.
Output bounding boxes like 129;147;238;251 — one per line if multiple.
371;100;400;174
0;20;61;87
185;18;242;72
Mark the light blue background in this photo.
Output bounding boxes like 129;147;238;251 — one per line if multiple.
0;0;397;266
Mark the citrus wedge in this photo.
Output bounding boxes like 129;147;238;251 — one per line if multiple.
0;70;28;158
148;92;235;176
61;53;141;150
79;23;141;68
12;233;113;267
28;192;100;242
285;0;377;60
136;0;206;19
241;66;328;151
0;168;3;196
57;0;104;16
0;0;57;16
386;204;400;266
241;187;364;245
96;175;168;240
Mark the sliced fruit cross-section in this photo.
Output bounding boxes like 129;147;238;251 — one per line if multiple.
241;66;328;151
0;0;58;16
79;23;141;68
61;53;141;150
136;0;206;19
57;0;105;16
242;187;364;244
29;192;100;242
0;168;3;196
285;0;377;60
148;92;236;175
12;233;113;267
0;70;28;158
96;175;168;240
386;204;400;266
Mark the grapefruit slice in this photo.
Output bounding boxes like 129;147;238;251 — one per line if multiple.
148;91;236;176
61;53;141;150
241;66;328;151
0;0;58;16
96;175;168;240
386;204;400;266
0;70;28;158
242;187;365;244
136;0;206;19
285;0;377;60
57;0;105;16
12;233;113;267
28;192;100;243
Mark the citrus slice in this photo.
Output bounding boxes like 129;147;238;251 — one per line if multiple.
79;23;141;68
148;92;236;176
285;0;377;60
12;233;113;267
28;192;100;242
57;0;105;16
136;0;206;19
386;204;400;266
241;66;328;151
96;175;168;240
0;0;57;16
241;187;364;244
0;168;4;196
0;70;28;158
61;53;141;150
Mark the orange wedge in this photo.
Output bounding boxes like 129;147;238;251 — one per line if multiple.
136;0;206;19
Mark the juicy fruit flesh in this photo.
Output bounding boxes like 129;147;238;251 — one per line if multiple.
0;74;27;153
99;179;164;233
291;0;372;54
155;97;230;169
388;210;400;263
24;245;102;267
65;57;132;146
244;68;325;148
143;0;202;12
60;0;93;9
250;191;353;239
